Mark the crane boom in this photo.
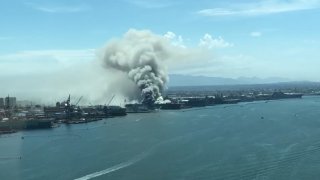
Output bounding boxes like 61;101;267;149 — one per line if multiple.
75;96;83;106
106;94;115;106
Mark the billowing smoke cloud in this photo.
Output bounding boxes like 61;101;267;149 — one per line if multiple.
0;29;211;105
100;29;174;105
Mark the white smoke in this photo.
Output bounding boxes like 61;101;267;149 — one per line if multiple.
100;29;177;105
154;96;171;104
0;29;212;105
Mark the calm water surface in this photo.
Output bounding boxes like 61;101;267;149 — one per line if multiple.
1;96;320;180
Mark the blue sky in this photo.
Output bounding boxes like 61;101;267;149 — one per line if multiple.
1;0;320;81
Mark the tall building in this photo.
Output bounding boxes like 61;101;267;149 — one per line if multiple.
0;98;4;108
5;96;17;108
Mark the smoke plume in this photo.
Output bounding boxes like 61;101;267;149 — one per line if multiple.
100;29;173;105
0;29;210;105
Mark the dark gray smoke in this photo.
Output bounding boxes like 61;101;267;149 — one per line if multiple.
101;29;171;105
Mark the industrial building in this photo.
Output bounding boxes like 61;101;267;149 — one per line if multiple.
4;96;16;108
0;98;4;108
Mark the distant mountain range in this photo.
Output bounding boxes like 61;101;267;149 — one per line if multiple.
168;74;294;87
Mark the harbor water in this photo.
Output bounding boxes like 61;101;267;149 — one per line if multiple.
1;96;320;180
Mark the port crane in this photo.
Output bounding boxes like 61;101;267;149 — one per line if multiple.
105;94;115;106
65;95;83;122
75;96;83;106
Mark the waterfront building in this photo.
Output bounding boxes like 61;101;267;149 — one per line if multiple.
5;96;17;108
0;98;4;108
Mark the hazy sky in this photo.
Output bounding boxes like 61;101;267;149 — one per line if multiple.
1;0;320;81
